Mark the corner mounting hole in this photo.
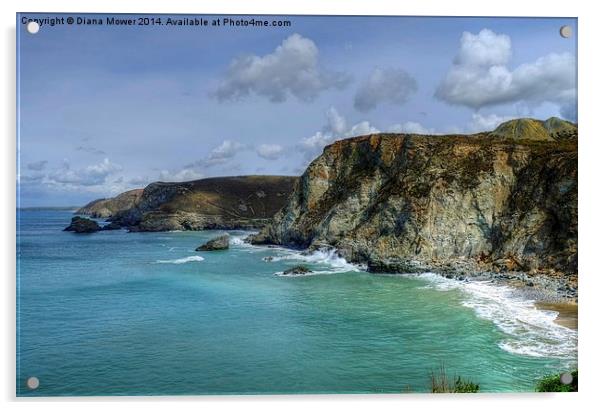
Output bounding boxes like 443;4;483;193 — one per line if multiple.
26;376;39;390
27;21;40;34
559;25;572;38
560;372;573;385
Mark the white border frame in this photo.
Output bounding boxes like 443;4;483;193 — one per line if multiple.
3;1;600;409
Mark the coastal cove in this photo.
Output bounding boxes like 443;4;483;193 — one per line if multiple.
17;209;577;396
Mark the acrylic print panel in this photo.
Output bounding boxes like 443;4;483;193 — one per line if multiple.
16;13;577;396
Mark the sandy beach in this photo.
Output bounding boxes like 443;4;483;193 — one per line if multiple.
536;302;578;330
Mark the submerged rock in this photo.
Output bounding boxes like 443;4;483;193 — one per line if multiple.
63;216;101;233
282;265;312;276
195;234;230;251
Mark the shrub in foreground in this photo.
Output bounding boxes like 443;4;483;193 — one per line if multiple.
536;370;578;392
430;364;480;393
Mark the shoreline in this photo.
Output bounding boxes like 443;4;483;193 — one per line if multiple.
535;301;578;330
247;240;579;331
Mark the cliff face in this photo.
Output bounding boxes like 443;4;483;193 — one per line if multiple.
76;189;144;218
251;119;577;280
110;175;297;231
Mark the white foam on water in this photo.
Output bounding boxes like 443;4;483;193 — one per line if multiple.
414;272;577;360
269;248;363;275
227;233;269;253
155;255;205;264
229;236;246;246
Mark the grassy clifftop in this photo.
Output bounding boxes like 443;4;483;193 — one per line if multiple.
490;117;577;141
108;175;298;231
76;189;144;218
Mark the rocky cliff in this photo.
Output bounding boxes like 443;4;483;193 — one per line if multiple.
250;118;577;287
76;189;144;218
108;175;297;231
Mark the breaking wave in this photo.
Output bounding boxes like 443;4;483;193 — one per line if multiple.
155;255;205;264
269;248;363;275
414;272;577;360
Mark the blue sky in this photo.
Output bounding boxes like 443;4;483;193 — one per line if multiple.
17;14;577;206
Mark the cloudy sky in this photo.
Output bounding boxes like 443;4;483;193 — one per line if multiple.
17;14;577;206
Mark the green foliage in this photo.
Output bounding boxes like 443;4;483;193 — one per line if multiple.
430;364;480;393
536;370;578;392
453;377;480;393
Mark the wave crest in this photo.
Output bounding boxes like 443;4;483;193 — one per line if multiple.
414;272;577;360
270;248;363;275
155;255;205;264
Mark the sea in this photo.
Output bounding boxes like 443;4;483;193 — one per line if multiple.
16;209;577;396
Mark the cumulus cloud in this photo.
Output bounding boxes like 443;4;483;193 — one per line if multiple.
326;106;347;135
436;29;576;113
158;168;204;182
206;140;245;165
467;113;517;132
188;140;247;169
41;158;123;187
298;107;379;161
354;67;417;112
256;144;285;160
347;121;379;137
214;33;350;103
387;115;513;135
388;121;436;135
27;160;48;171
454;29;511;67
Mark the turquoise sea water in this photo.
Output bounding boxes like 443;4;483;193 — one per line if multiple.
17;210;577;396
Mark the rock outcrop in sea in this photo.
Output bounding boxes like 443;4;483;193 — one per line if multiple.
282;265;312;276
250;118;578;295
196;234;230;251
63;216;102;233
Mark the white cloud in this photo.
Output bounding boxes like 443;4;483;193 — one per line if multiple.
326;106;346;135
467;113;517;132
158;168;204;182
298;107;379;161
354;67;417;112
454;29;511;67
256;144;285;160
387;115;515;135
187;140;247;169
436;29;576;112
299;131;333;156
206;140;245;164
214;33;350;103
45;158;123;187
346;121;379;137
388;121;436;135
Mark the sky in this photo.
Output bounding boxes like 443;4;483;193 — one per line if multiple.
17;14;577;206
